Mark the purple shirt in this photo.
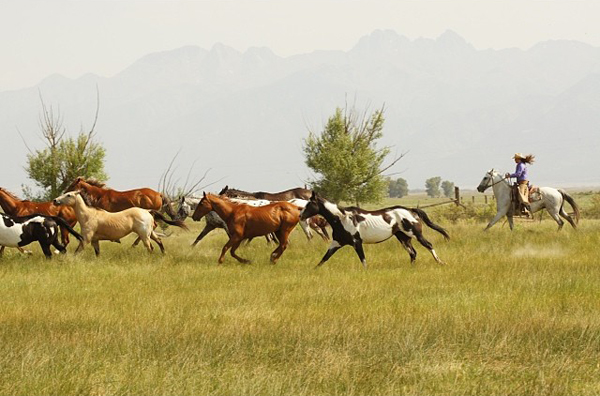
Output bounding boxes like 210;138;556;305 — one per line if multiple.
510;162;528;182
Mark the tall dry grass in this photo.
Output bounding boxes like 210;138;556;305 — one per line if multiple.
0;216;599;395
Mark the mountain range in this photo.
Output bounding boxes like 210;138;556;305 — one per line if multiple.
1;29;599;196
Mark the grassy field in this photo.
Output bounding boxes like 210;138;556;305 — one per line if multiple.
0;207;599;394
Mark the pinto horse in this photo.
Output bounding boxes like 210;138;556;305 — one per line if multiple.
53;191;188;256
191;193;301;264
0;213;82;259
65;177;165;212
0;187;77;247
300;192;449;268
218;185;312;201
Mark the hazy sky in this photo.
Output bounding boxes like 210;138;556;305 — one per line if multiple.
1;0;600;91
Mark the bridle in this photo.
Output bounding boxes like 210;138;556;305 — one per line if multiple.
483;170;510;190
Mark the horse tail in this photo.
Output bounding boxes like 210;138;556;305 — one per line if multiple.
150;210;189;231
411;208;450;241
50;216;83;241
559;190;580;224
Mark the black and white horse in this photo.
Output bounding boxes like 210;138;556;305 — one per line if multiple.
0;213;83;259
300;192;450;268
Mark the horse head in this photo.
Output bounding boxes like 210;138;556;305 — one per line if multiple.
53;191;80;207
300;191;321;220
477;169;497;193
191;192;214;221
177;196;192;220
218;185;229;196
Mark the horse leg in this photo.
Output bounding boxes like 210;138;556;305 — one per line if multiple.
315;240;343;268
484;209;509;231
270;227;294;264
352;241;367;269
131;237;141;248
395;232;417;264
317;226;330;241
218;238;236;264
230;238;251;264
415;231;445;265
140;237;153;252
91;240;101;256
39;242;53;259
51;239;67;254
60;226;70;247
192;224;217;247
507;214;514;230
150;232;166;253
299;220;313;240
559;207;577;229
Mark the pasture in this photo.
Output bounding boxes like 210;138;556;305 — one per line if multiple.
0;200;599;395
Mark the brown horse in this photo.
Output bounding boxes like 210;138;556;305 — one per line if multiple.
218;185;312;201
65;177;164;212
0;187;77;248
192;193;301;264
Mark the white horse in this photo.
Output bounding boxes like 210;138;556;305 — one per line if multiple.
477;169;580;231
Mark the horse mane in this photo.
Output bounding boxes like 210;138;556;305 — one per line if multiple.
220;187;256;199
81;177;107;188
78;190;103;209
0;187;23;202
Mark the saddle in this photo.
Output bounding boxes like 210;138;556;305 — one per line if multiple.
510;183;539;216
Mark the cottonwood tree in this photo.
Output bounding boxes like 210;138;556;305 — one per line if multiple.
388;177;409;198
22;91;107;201
441;180;455;198
425;176;442;198
303;104;404;205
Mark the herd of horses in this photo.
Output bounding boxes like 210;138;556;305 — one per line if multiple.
0;170;581;266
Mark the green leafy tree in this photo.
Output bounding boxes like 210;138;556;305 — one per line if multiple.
388;177;409;198
441;180;455;198
23;94;107;201
425;176;442;198
303;104;403;205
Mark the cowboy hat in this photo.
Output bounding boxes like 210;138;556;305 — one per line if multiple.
513;153;525;160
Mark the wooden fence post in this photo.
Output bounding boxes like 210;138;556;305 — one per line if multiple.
454;187;460;206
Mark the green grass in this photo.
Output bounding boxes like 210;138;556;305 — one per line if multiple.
0;218;599;395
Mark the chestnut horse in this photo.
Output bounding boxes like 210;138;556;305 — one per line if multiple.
218;185;312;201
192;193;301;264
65;177;164;212
0;187;77;247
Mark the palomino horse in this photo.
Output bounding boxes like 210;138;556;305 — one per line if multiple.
0;213;82;259
218;185;312;201
53;191;188;256
477;169;580;231
191;193;301;264
300;192;450;268
0;187;77;247
65;177;165;212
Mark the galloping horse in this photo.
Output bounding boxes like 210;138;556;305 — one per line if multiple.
0;187;77;247
65;177;165;212
53;191;188;256
218;185;312;201
300;192;449;268
477;169;580;231
0;213;82;259
191;193;301;264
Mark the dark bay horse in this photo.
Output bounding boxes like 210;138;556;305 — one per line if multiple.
65;177;165;212
218;185;312;201
0;187;77;247
192;193;301;264
300;192;450;268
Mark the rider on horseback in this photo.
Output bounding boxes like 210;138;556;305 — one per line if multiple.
505;153;535;216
